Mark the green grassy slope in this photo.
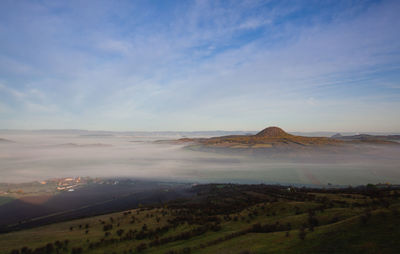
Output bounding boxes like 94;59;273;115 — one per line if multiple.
1;184;399;254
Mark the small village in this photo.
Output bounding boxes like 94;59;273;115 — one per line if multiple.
0;177;127;197
44;177;118;192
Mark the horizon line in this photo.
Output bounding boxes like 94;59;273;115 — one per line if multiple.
1;128;400;135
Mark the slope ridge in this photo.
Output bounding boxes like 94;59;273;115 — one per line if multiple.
255;126;292;138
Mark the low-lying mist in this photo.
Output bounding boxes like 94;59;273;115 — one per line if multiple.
1;131;399;186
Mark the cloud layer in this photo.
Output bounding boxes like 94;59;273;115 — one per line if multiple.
0;0;399;132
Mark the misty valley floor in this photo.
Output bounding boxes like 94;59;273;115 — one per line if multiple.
1;131;400;186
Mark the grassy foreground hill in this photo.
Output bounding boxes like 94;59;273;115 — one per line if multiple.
1;184;400;254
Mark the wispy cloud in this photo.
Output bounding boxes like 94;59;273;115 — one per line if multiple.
0;0;399;131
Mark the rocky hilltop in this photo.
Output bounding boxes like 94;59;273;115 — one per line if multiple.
255;126;292;138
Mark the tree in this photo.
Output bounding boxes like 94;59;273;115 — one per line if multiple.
71;247;82;254
103;224;113;231
299;228;306;240
45;243;54;254
117;229;124;237
136;243;147;252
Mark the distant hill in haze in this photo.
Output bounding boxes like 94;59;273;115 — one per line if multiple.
175;126;342;149
1;129;398;139
0;138;14;143
0;129;256;138
172;126;399;149
331;133;400;142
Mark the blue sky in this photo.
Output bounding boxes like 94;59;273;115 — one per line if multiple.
0;0;399;132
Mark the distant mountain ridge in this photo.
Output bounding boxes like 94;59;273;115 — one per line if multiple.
0;138;14;143
331;133;400;142
0;129;257;138
173;126;399;149
174;126;344;149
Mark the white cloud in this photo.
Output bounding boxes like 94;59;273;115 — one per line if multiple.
97;39;132;54
0;0;399;131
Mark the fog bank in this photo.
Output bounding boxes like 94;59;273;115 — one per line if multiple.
1;131;399;186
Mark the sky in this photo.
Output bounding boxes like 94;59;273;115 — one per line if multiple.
0;0;399;132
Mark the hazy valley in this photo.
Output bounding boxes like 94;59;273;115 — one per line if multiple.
1;128;400;253
1;128;400;187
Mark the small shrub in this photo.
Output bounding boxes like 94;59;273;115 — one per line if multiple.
136;243;147;252
299;228;306;240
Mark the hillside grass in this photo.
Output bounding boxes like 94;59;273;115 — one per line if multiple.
0;185;399;254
